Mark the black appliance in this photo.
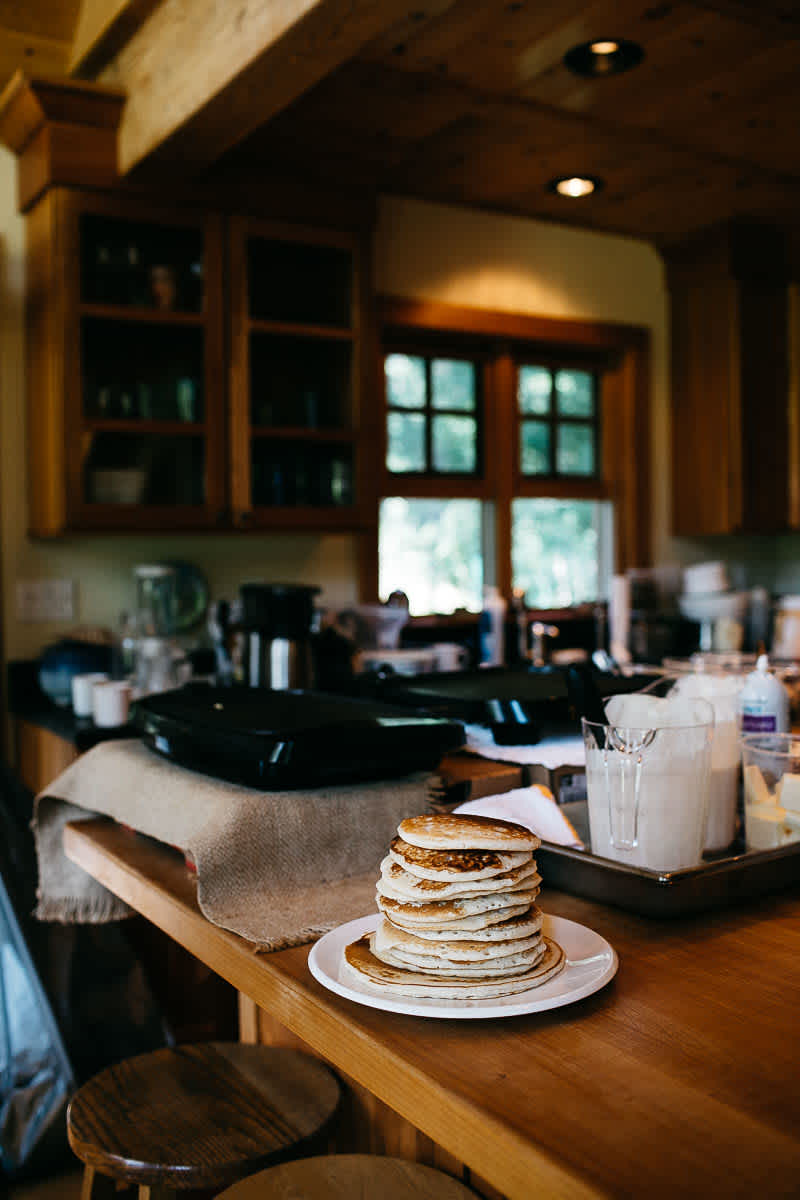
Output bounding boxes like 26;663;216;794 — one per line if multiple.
363;664;664;744
134;684;465;789
239;583;320;689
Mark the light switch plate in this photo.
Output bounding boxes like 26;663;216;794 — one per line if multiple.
16;578;76;622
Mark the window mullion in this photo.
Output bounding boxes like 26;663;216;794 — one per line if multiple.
425;356;433;472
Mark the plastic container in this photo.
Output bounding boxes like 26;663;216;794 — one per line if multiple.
739;654;789;734
670;671;744;851
479;586;506;666
772;595;800;660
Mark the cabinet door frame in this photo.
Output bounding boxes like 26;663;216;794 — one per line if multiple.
36;188;227;534
228;214;371;531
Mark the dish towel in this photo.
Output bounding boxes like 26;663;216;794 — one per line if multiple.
33;739;430;951
455;786;584;848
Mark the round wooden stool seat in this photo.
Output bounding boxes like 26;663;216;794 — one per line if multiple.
67;1043;340;1196
217;1154;478;1198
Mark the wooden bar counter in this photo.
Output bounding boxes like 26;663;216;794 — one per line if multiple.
64;819;800;1200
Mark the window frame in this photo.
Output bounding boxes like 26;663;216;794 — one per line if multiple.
359;296;651;603
383;337;487;483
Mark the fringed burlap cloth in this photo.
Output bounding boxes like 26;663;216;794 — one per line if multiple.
33;739;430;951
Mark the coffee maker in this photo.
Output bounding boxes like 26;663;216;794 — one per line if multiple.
239;583;320;689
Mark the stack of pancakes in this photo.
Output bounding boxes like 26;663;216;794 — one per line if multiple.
342;813;565;1000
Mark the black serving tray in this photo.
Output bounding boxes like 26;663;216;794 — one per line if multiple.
134;684;465;789
537;801;800;918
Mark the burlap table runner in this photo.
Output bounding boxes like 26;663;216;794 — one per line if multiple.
33;739;430;950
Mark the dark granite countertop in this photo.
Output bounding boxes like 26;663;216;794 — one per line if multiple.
7;659;135;752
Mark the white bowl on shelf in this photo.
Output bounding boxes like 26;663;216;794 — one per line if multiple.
682;561;729;595
90;468;147;505
678;590;749;624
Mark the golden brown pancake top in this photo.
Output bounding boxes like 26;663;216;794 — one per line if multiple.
391;836;510;874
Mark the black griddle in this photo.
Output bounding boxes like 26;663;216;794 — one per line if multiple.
362;664;664;743
134;684;465;789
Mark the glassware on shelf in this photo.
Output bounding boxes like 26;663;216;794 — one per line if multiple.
149;264;177;310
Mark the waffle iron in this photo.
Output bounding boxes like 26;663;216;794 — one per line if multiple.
134;684;465;789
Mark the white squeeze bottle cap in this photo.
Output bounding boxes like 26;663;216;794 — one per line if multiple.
739;654;789;734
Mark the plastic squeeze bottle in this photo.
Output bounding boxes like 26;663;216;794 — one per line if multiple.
479;585;506;666
739;654;789;734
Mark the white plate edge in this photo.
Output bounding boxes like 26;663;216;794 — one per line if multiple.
307;913;618;1019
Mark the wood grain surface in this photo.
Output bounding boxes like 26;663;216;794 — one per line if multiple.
67;1042;340;1189
218;1153;478;1198
64;818;800;1200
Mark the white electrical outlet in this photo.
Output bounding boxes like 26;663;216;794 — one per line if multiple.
16;579;76;622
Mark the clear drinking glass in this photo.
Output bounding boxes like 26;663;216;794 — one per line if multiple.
582;703;714;872
740;733;800;851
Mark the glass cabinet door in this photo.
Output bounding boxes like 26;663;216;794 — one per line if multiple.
64;194;225;531
228;218;363;530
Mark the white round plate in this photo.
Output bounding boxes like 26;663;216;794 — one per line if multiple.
308;913;617;1019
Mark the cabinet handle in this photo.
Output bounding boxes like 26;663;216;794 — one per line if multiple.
238;510;254;526
215;508;228;524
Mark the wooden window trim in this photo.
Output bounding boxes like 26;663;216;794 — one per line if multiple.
358;296;651;601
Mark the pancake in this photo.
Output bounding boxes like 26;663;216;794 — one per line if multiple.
399;813;540;852
396;908;543;942
375;911;543;957
374;945;544;978
375;918;543;966
342;934;565;1000
379;856;540;900
376;892;536;929
389;836;530;882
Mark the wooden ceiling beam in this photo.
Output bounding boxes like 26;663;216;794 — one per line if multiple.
92;0;461;176
69;0;162;76
687;0;800;37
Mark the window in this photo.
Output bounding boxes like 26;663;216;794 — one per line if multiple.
517;366;599;478
511;498;613;609
385;352;480;475
379;498;483;615
367;299;650;614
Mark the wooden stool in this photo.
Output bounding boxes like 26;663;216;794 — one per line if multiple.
217;1154;478;1198
67;1043;341;1199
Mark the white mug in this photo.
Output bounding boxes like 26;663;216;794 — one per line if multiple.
92;680;132;728
431;642;469;672
72;672;109;717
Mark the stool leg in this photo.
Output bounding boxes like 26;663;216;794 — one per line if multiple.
137;1186;175;1200
80;1166;117;1200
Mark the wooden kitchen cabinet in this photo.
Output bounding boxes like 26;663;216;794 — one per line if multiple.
2;76;373;538
667;221;792;536
26;188;228;536
228;216;370;530
22;193;372;537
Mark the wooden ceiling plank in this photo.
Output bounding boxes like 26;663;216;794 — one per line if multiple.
688;0;800;37
69;0;163;76
443;0;649;98
98;0;461;174
0;0;81;43
524;9;775;115
0;29;71;91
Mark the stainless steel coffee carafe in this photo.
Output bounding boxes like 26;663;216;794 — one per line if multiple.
239;583;320;690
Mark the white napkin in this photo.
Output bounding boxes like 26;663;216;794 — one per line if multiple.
455;785;584;848
464;725;585;769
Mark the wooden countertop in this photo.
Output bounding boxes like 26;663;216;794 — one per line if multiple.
64;819;800;1200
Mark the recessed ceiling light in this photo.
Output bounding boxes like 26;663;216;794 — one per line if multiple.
563;39;644;77
547;176;603;198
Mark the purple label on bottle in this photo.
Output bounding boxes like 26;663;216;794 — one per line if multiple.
742;714;777;732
